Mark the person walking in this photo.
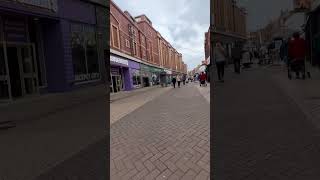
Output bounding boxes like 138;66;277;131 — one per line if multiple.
171;76;177;88
182;74;186;85
177;75;182;88
214;42;227;82
288;32;307;79
231;42;242;74
199;72;207;87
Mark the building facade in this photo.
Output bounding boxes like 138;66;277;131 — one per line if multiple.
110;0;186;93
0;0;108;102
211;0;247;64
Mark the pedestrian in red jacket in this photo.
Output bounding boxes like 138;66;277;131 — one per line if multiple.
199;72;207;87
288;32;307;79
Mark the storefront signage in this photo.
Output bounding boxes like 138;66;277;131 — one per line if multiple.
165;70;172;75
75;73;100;82
110;55;129;66
8;0;58;12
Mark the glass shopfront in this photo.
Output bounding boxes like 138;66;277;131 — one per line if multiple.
132;69;142;88
0;15;44;101
71;23;100;83
110;67;124;93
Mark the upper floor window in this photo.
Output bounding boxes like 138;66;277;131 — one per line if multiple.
125;39;130;48
111;24;120;49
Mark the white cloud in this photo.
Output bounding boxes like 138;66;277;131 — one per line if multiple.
113;0;209;70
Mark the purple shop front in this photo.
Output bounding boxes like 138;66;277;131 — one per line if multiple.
128;60;141;89
110;54;132;91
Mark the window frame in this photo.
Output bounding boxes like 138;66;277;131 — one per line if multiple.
125;39;130;48
111;23;120;49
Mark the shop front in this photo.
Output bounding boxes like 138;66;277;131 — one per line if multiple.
0;0;108;101
140;64;152;87
149;66;163;86
0;1;59;101
128;60;141;89
164;69;172;85
110;55;130;93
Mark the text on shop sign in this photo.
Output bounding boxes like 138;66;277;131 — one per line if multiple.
110;55;129;66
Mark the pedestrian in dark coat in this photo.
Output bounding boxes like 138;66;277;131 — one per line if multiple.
172;76;177;88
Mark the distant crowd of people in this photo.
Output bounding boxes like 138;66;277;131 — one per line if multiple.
211;31;308;82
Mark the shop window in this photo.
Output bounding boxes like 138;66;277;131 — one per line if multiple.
71;24;100;83
133;41;137;56
132;70;141;88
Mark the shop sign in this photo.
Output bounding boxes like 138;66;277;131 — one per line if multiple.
75;73;100;82
8;0;58;12
165;70;172;75
110;55;129;66
140;64;152;72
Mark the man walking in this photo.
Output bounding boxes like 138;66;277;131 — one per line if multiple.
231;42;242;74
171;76;177;88
288;32;307;79
177;75;182;88
214;42;227;82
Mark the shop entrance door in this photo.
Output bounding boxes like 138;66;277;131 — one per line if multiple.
0;42;11;101
112;75;122;93
5;42;38;99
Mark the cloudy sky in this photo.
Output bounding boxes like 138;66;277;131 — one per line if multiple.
113;0;209;70
238;0;293;31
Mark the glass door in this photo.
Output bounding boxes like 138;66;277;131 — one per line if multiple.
19;44;39;96
0;42;11;101
6;42;38;98
115;75;122;92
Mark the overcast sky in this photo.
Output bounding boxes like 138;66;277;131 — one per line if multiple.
238;0;293;31
113;0;209;70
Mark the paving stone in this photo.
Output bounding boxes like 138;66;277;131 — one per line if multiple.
111;84;210;179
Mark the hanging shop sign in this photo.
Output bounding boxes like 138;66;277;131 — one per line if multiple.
110;55;129;66
8;0;58;12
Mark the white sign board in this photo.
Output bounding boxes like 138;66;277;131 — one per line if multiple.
110;55;129;66
165;70;172;75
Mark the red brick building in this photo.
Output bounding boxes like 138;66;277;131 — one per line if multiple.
110;0;185;72
110;0;187;93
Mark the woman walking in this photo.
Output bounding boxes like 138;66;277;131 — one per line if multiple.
214;42;227;82
177;75;182;88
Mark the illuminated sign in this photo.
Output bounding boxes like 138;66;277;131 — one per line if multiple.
8;0;58;12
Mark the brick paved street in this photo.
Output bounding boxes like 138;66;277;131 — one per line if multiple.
111;84;210;180
212;65;320;180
